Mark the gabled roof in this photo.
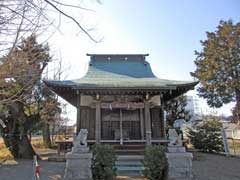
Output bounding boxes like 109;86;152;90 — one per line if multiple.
44;54;197;90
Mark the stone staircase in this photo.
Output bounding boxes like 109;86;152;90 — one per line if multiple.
115;155;144;177
113;144;145;177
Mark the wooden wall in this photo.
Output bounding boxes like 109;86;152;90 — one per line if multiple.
80;107;96;140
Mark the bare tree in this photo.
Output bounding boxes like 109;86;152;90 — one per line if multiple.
0;0;100;105
0;0;100;52
0;1;101;158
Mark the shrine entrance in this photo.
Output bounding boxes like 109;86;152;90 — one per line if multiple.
101;108;142;144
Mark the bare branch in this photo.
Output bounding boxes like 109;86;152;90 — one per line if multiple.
48;0;95;12
43;0;100;43
0;0;101;51
9;1;27;55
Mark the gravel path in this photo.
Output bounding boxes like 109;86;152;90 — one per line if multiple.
0;152;239;180
192;152;240;180
0;160;65;180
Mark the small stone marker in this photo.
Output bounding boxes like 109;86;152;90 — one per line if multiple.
64;129;93;180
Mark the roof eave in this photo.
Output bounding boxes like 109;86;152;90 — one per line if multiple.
43;79;198;91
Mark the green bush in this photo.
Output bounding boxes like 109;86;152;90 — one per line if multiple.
91;144;116;180
188;118;224;153
142;145;168;180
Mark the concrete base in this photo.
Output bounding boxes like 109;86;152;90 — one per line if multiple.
64;150;93;180
166;152;193;180
168;146;186;153
72;146;90;153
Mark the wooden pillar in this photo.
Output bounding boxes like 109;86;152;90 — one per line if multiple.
95;100;101;144
76;91;81;135
144;100;152;145
161;103;166;138
140;108;145;140
120;109;123;145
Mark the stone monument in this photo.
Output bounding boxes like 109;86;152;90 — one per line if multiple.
64;129;93;180
166;129;193;180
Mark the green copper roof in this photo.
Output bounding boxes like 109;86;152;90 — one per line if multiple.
44;54;197;89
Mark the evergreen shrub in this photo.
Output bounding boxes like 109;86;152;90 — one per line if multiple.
142;145;168;180
91;144;116;180
188;118;224;153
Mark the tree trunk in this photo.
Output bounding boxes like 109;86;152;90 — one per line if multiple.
3;135;35;159
2;102;36;159
18;134;36;159
3;129;19;158
168;111;177;128
2;118;36;159
235;89;240;123
51;124;56;144
28;132;32;142
42;121;51;148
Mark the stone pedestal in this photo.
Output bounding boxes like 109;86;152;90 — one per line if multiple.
166;148;193;180
64;129;93;180
64;152;93;180
64;146;93;180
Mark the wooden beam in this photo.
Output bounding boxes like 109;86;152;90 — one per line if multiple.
100;102;144;109
95;100;101;144
144;100;152;145
76;91;81;134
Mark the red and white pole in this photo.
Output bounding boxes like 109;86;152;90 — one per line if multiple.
33;155;40;180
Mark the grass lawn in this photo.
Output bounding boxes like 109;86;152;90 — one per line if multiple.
0;138;13;163
0;136;56;163
227;139;240;156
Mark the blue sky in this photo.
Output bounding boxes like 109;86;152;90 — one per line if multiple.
48;0;240;120
95;0;240;79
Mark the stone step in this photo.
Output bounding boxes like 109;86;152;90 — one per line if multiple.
116;171;144;177
116;166;144;171
115;161;143;166
116;155;144;161
116;155;144;177
113;144;145;155
115;155;145;177
113;144;145;150
116;167;144;177
115;149;144;155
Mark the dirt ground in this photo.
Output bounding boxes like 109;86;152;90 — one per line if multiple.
0;160;65;180
0;152;240;180
192;152;240;180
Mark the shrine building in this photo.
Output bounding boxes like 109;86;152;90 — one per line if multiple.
44;54;197;145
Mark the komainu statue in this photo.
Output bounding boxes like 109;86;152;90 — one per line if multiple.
74;129;88;147
168;128;182;146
